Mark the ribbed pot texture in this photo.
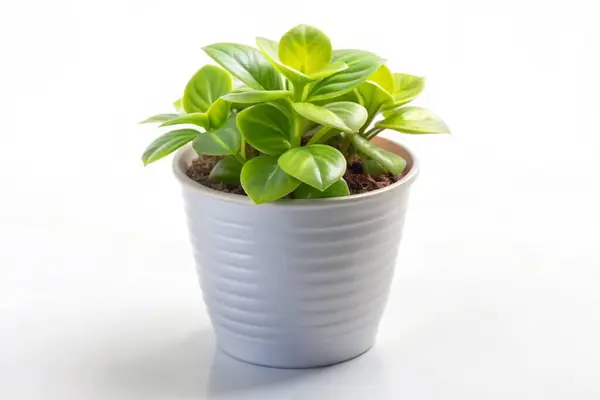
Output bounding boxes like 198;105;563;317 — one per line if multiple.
173;137;419;368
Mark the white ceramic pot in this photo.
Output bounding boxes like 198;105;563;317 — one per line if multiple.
173;137;419;368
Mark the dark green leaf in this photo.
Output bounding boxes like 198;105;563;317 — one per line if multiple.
203;43;283;90
292;101;367;134
278;24;332;74
236;103;292;155
293;179;349;199
160;112;210;129
209;156;243;185
183;65;233;113
193;116;241;155
241;155;300;204
139;114;179;124
350;134;406;175
306;50;384;102
142;129;198;165
376;106;449;134
278;144;346;191
221;90;292;104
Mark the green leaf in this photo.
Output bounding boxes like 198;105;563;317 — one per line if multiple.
349;134;406;175
293;179;349;199
368;64;394;94
173;99;185;113
193;116;241;156
183;65;233;113
308;61;348;79
306;50;384;102
142;129;198;165
376;106;449;134
356;81;394;123
241;155;300;204
209;156;243;185
203;43;283;91
221;89;292;104
387;73;425;108
256;37;314;85
139;114;179;124
207;98;231;129
278;144;346;191
292;102;367;134
160;112;210;129
237;103;292;155
360;154;387;176
278;24;332;75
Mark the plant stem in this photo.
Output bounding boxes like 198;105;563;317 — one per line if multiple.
359;105;382;136
291;112;303;147
306;126;332;145
364;127;384;140
233;153;246;164
239;137;247;160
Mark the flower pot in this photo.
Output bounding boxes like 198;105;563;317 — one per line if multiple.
173;137;419;368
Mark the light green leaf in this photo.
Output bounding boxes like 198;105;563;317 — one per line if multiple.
306;50;384;102
237;103;292;155
349;134;406;175
386;73;425;108
142;129;198;165
292;101;367;134
293;179;349;199
278;144;346;191
368;64;394;94
221;89;292;104
183;65;233;113
209;156;243;185
207;98;231;129
241;156;300;204
193;116;241;155
256;37;314;85
278;24;332;74
356;81;394;129
160;112;210;129
173;99;185;113
203;43;283;91
308;61;348;79
139;114;179;124
376;106;449;134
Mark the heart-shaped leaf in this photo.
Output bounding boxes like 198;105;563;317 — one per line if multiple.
183;65;233;113
207;98;231;129
278;24;332;75
139;114;179;124
221;89;292;104
306;50;384;102
293;179;349;199
308;61;348;79
209;156;243;185
368;64;394;94
241;155;300;204
292;102;367;134
193;116;241;155
237;103;292;155
256;37;314;85
160;112;210;129
278;144;346;191
350;134;406;175
203;43;283;91
384;73;425;109
376;106;449;134
142;129;198;165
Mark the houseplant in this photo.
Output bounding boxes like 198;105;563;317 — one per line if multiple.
141;24;448;368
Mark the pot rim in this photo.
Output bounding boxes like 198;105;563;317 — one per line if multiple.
172;137;419;206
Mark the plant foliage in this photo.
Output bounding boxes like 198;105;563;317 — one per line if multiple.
141;24;449;204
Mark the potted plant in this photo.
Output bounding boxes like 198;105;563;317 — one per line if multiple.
141;24;449;368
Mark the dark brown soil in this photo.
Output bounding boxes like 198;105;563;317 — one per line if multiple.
185;155;404;197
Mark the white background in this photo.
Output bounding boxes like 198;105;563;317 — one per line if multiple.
1;0;599;398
